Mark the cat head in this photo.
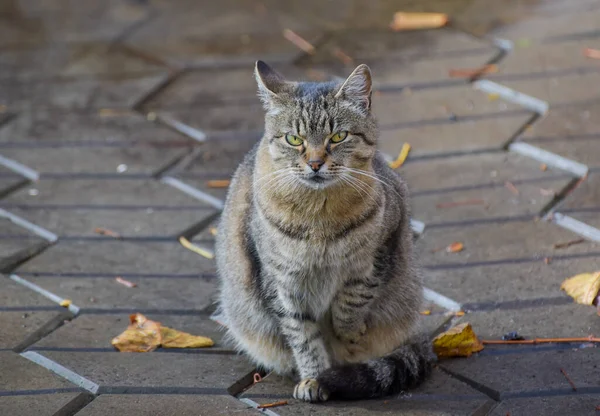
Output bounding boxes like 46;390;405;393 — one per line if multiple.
254;61;378;190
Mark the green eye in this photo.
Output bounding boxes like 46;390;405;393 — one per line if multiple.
285;134;303;146
330;131;348;143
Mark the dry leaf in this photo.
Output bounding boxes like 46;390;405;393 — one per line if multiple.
561;271;600;306
206;180;230;188
112;313;162;352
390;12;448;31
111;313;214;352
60;299;72;308
487;93;500;101
433;323;484;358
447;242;464;253
115;276;137;288
420;310;432;316
388;143;411;169
160;326;214;348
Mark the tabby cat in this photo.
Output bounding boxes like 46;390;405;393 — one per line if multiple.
215;61;434;402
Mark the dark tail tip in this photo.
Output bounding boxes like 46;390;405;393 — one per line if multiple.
317;335;436;400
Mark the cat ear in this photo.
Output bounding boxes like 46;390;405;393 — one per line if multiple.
254;61;288;111
335;64;372;113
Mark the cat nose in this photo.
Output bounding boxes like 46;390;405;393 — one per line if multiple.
308;159;324;172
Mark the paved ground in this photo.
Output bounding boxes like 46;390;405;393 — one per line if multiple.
2;0;600;415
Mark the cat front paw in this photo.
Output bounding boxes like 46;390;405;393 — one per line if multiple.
334;321;367;344
293;378;330;402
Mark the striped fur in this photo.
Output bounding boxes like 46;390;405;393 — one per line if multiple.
215;61;434;402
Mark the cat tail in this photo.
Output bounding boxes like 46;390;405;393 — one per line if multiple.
317;335;436;400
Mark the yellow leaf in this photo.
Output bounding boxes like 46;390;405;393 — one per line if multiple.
59;299;72;307
160;326;214;348
433;323;484;358
111;313;162;352
561;271;600;306
388;143;411;169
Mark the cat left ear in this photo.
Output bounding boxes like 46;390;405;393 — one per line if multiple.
254;61;288;110
335;64;372;113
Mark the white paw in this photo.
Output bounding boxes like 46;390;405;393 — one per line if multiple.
293;378;330;402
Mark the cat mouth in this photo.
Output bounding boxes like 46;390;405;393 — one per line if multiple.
300;173;334;187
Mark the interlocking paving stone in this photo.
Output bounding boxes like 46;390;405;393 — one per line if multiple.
521;102;600;142
16;241;217;311
402;152;572;223
31;314;229;351
462;303;599;339
0;394;86;416
4;72;169;111
241;368;488;415
0;214;48;272
424;255;600;306
124;2;322;66
0;165;27;197
379;113;532;158
523;138;600;171
36;350;254;391
0;112;189;144
0;277;66;350
491;70;600;107
73;394;259;416
419;220;599;267
441;348;600;396
0;350;79;391
490;395;600;416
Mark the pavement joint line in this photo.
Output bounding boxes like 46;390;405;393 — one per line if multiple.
0;388;83;397
154;112;207;143
0;208;58;243
473;80;549;114
551;212;600;242
10;274;80;315
0;154;39;181
500;386;600;400
423;287;462;312
508;142;589;178
238;398;281;416
161;176;224;209
0;203;211;211
20;351;99;394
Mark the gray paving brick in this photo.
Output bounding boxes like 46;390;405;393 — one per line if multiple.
379;113;532;158
419;220;598;267
241;368;488;415
0;350;78;391
15;240;217;310
0;277;66;350
441;348;600;396
32;314;229;351
462;302;600;339
490;395;600;416
0;394;85;416
0;213;48;271
525;139;600;170
5;72;169;111
73;394;259;416
424;255;600;306
561;172;600;211
37;350;254;390
0;165;27;197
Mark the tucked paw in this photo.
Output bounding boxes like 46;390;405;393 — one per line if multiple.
334;321;367;344
293;378;330;402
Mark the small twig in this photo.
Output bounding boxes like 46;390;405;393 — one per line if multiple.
257;400;288;409
553;238;585;249
482;336;600;345
179;236;214;259
206;180;230;188
283;29;315;55
115;276;137;288
436;199;485;209
560;368;577;391
332;47;353;65
505;181;519;195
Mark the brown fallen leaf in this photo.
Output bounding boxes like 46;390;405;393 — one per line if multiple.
390;12;448;31
112;313;163;352
115;276;137;288
446;242;464;253
448;64;498;78
560;271;600;307
388;143;411;169
433;323;484;358
206;180;230;188
94;227;121;239
111;313;213;352
160;326;214;348
505;181;519;195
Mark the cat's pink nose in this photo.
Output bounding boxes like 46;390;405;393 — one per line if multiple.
308;159;324;172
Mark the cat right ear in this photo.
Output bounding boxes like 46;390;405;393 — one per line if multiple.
254;61;288;112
